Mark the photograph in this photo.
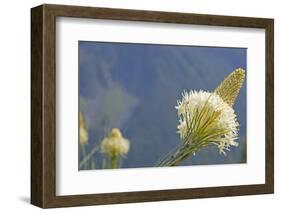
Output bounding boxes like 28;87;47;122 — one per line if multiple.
29;4;274;208
78;41;247;170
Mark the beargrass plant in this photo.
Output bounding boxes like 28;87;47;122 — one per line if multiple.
156;68;245;167
79;122;130;169
79;112;90;169
79;112;99;170
100;128;130;169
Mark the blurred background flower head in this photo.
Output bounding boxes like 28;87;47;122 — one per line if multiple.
100;128;130;157
79;112;88;145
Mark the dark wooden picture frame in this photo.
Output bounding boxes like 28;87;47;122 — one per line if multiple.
31;4;274;208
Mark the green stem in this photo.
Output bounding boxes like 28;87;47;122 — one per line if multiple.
156;142;201;167
80;145;87;169
79;145;99;170
110;155;119;169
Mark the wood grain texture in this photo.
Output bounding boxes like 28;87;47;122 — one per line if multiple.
31;4;274;208
265;20;274;193
31;5;43;207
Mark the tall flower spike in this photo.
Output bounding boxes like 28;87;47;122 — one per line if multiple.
214;68;245;106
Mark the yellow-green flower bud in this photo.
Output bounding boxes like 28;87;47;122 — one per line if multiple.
214;68;245;106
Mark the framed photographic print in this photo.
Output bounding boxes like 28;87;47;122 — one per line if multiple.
31;4;274;208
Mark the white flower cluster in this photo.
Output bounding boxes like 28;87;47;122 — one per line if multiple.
100;128;130;157
176;90;239;155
